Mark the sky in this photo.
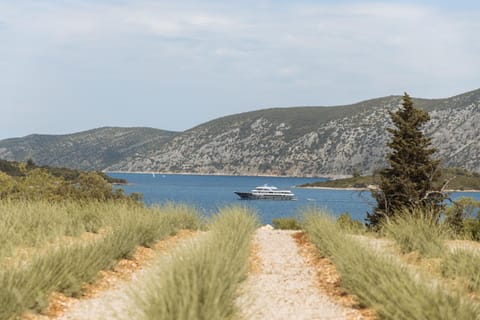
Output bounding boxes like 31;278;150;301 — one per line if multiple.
1;0;479;139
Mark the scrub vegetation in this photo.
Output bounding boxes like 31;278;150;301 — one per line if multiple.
272;217;302;230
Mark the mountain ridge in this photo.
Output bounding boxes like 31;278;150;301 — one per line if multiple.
0;127;177;171
1;89;479;176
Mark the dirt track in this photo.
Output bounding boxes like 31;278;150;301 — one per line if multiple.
236;227;354;320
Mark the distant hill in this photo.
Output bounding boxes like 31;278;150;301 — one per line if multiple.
0;127;177;171
108;89;480;176
1;89;479;176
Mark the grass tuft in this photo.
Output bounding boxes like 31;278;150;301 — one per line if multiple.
272;217;302;230
134;205;258;320
382;209;449;258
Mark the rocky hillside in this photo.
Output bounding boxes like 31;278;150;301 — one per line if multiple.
1;89;479;176
0;127;177;171
107;89;480;176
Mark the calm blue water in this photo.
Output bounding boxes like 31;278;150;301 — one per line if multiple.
107;173;480;225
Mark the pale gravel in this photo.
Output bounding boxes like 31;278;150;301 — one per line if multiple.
236;228;350;320
57;268;146;320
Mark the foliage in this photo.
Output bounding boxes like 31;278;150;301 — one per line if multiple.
434;168;480;191
303;209;478;319
382;208;449;257
444;197;480;239
0;159;24;176
272;217;302;230
300;167;480;191
463;219;480;241
336;213;364;233
135;206;257;320
368;93;444;227
0;158;126;183
0;166;135;202
300;175;374;188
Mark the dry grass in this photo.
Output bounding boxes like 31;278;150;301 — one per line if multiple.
303;209;480;320
22;230;198;319
133;206;258;320
0;200;201;320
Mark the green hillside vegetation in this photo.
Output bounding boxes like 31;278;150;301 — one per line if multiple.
190;95;401;143
0;158;125;183
191;89;480;142
300;175;375;189
0;159;137;202
300;168;480;191
0;127;177;170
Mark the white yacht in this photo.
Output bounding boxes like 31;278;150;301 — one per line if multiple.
234;185;296;200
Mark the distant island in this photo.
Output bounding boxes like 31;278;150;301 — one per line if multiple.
299;168;480;192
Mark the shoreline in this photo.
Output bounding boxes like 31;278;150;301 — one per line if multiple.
299;186;480;193
106;171;480;192
105;170;346;180
297;186;371;191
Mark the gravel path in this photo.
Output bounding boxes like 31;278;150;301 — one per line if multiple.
237;227;350;320
57;284;137;320
54;228;353;320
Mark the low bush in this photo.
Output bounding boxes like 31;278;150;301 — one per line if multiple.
0;167;136;202
272;217;302;230
336;213;364;233
382;209;449;258
303;209;478;320
444;197;480;240
134;206;258;320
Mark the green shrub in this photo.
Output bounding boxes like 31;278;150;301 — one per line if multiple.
336;213;364;233
382;208;449;258
463;219;480;241
444;197;480;238
0;167;138;203
272;217;302;230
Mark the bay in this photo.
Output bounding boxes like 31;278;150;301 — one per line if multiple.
108;173;375;224
108;173;480;225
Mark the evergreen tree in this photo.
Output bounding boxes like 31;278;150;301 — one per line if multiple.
367;93;444;227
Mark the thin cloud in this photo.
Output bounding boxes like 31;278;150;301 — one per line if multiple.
0;1;479;138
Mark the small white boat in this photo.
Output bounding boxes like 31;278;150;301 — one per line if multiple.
234;185;296;200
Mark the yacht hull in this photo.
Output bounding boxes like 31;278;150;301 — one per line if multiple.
234;191;296;200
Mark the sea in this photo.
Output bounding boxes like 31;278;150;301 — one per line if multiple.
107;173;480;225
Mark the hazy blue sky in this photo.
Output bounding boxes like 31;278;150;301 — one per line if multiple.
1;0;479;139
